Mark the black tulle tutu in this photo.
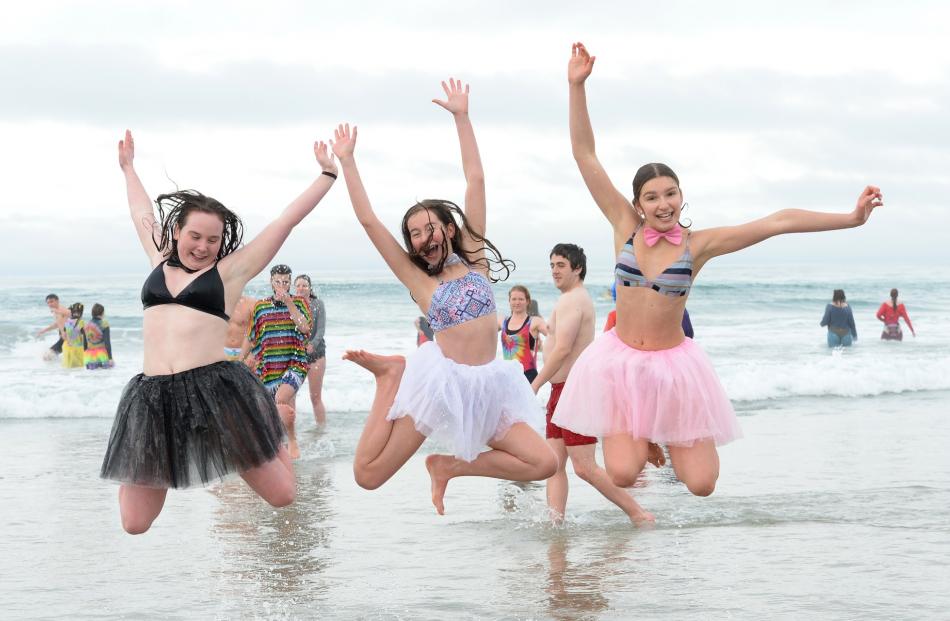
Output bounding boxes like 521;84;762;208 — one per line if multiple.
100;361;285;489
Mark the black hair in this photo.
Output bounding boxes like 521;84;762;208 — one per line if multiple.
270;264;292;277
91;303;104;319
69;302;84;319
832;289;846;303
400;199;514;283
890;288;899;311
45;294;59;302
632;163;691;228
154;190;243;264
550;243;587;280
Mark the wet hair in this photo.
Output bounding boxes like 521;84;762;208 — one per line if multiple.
91;303;104;319
632;163;691;228
508;285;531;305
890;288;899;311
270;264;292;277
69;302;84;319
550;243;587;281
45;294;59;302
832;289;846;303
154;190;243;264
400;199;514;282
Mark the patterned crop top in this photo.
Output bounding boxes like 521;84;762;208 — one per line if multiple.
615;226;693;297
426;258;497;332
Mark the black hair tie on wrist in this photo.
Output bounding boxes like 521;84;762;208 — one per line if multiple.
321;170;337;180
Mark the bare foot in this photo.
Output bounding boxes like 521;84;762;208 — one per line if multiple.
630;507;656;525
343;350;405;379
647;442;666;468
425;454;455;515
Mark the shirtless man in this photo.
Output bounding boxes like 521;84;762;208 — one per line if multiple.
37;293;71;360
224;294;256;367
531;243;654;524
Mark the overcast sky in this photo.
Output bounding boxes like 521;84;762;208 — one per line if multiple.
2;1;948;278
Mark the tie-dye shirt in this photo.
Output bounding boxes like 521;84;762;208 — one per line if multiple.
247;297;312;386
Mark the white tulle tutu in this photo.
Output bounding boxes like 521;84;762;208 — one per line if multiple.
387;342;543;462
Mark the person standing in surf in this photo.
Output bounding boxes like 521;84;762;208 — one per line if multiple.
100;130;337;534
331;79;557;514
499;285;547;383
555;42;883;515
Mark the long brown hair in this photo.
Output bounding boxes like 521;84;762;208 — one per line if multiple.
400;199;514;282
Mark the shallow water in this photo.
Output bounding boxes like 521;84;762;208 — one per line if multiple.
1;266;948;619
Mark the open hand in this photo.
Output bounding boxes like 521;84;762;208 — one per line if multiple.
568;42;596;85
853;185;883;226
118;129;135;170
331;123;357;161
432;78;470;116
314;140;337;175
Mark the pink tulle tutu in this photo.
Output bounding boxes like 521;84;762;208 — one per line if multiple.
551;329;741;447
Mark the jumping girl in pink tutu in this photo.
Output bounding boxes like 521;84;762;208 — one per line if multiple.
555;43;883;512
331;79;557;514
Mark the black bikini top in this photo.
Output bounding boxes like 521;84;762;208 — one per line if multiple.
141;260;230;321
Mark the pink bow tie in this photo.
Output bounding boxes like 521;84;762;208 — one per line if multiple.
643;224;683;247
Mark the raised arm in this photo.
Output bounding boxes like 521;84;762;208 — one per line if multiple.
568;43;639;234
118;130;162;267
221;141;337;286
433;78;487;264
331;123;429;294
694;186;883;265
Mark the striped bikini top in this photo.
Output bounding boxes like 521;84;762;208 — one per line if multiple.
615;225;693;297
426;256;497;332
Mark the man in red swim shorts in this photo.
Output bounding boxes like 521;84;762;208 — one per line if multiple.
532;244;654;524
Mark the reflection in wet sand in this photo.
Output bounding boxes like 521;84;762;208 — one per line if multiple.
545;533;632;621
208;461;337;612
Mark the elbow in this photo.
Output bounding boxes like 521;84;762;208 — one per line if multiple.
466;171;485;186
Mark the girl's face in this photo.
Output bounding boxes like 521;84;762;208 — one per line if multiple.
509;291;528;314
635;176;683;231
174;211;224;270
294;278;311;297
406;209;455;267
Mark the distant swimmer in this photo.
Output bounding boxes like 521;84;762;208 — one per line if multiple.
225;294;256;364
83;303;114;369
877;288;915;341
100;130;337;534
332;79;556;514
37;293;70;360
241;264;313;459
820;289;858;347
414;316;435;346
532;243;654;524
499;285;548;383
295;274;328;427
557;42;881;513
61;303;86;369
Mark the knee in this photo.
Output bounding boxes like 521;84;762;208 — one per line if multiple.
572;459;595;483
353;464;385;491
264;481;297;507
684;476;717;497
121;514;154;535
276;403;295;423
607;465;638;489
537;450;559;480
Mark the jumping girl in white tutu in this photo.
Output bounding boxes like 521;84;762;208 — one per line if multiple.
331;79;558;514
101;131;337;534
557;43;883;506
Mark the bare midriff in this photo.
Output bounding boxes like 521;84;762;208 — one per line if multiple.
142;305;229;375
613;287;688;351
431;313;499;366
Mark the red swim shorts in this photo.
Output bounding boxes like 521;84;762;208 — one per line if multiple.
545;382;597;446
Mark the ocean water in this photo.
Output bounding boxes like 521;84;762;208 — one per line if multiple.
1;264;948;619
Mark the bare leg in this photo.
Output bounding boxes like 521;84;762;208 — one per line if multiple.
118;485;168;535
345;350;427;489
425;423;558;515
275;383;300;459
307;357;327;426
602;435;651;488
667;440;719;497
546;438;569;523
240;446;297;506
568;444;654;523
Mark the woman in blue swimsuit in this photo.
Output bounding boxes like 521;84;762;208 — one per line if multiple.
331;79;556;514
100;130;337;534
